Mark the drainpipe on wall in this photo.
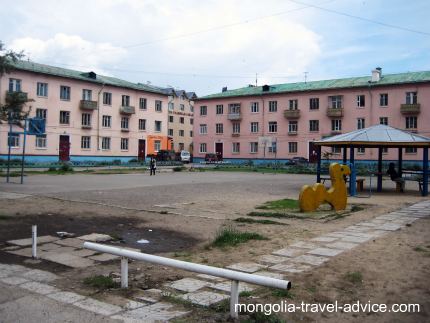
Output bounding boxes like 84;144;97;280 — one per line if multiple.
97;83;105;150
367;83;373;157
261;97;265;158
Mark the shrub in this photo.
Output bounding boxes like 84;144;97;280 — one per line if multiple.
211;226;267;248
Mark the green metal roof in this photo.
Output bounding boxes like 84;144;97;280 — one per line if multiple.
9;60;167;95
199;70;430;100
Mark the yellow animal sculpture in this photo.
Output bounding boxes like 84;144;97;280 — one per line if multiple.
299;163;351;212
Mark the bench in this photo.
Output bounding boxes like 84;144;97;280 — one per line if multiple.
320;177;365;192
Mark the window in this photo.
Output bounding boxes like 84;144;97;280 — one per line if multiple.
190;130;193;137
179;130;184;137
216;105;224;115
102;137;111;150
329;95;342;109
169;115;174;122
81;113;91;126
200;143;207;153
168;102;174;111
190;104;194;112
288;121;298;133
139;98;147;110
154;120;162;132
269;142;277;153
35;135;47;148
36;108;47;120
139;119;146;130
102;115;111;128
268;101;277;112
59;111;70;125
122;95;130;106
168;129;173;136
380;93;388;107
180;104;185;111
215;123;224;134
8;133;19;147
190;118;193;125
405;116;417;129
200;124;207;134
309;120;319;132
379;117;388;125
250;122;259;133
268;121;277;133
232;122;240;134
357;118;365;129
121;117;129;130
200;106;207;116
154;140;161;152
406;92;417;104
288;142;297;153
357;147;365;154
331;119;342;131
310;98;319;110
228;103;240;114
251;102;259;113
289;99;298;110
405;147;417;154
121;138;129;151
250;142;258;153
382;147;388;154
82;89;92;101
155;100;162;112
9;78;21;92
232;142;240;154
356;95;365;107
37;82;48;97
81;136;91;149
180;117;184;124
331;146;341;154
103;92;112;105
60;86;71;100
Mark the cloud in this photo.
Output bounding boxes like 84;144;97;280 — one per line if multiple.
9;33;127;75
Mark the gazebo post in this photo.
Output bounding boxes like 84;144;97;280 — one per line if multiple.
423;147;428;196
342;146;347;164
316;145;321;183
377;147;383;192
398;148;403;177
349;145;355;196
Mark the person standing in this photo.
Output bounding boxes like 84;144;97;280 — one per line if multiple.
150;157;157;176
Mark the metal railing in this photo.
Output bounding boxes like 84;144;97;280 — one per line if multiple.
84;242;291;319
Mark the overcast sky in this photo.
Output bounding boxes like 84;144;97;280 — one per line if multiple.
1;0;429;96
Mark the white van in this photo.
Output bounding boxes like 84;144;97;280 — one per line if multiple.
180;150;191;163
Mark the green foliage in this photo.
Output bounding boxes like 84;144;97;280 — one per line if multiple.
59;163;74;172
173;166;186;172
271;288;294;299
241;311;286;323
83;275;119;289
211;226;268;248
247;211;301;219
256;199;299;210
344;271;363;284
234;217;286;225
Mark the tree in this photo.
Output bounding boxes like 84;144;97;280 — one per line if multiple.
0;41;32;125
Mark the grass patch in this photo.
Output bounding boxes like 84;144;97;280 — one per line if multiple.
83;275;119;289
241;311;286;323
256;198;298;210
234;217;287;225
271;288;294;299
239;291;253;297
162;294;194;308
172;166;186;172
211;226;268;248
344;271;363;284
210;298;230;312
247;211;302;219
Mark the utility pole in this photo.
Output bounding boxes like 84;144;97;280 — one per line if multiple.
304;72;308;84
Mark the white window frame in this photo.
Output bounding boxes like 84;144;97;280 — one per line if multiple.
59;111;70;125
379;117;388;125
406;92;417;105
251;102;259;113
121;138;129;151
250;122;259;133
200;106;207;116
36;108;47;120
9;78;21;92
35;135;47;148
310;98;319;110
216;104;224;115
331;119;342;131
200;124;207;134
154;140;161;152
154;120;162;132
101;137;111;150
250;142;258;153
102;115;111;128
139;98;147;110
60;86;70;101
122;95;130;106
82;113;92;126
103;92;112;105
268;121;277;133
139;119;146;131
288;121;298;133
329;95;342;109
37;82;48;97
288;142;298;154
289;99;298;110
357;95;365;108
232;142;240;154
268;101;277;112
200;143;207;153
357;118;365;129
121;117;129;130
309;120;319;132
232;122;240;134
379;93;388;107
155;100;163;112
215;123;223;134
81;136;91;149
405;116;417;129
82;89;92;101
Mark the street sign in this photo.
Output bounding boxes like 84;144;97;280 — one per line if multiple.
28;118;46;135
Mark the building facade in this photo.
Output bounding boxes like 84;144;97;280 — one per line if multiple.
0;61;172;163
165;89;196;153
193;68;430;163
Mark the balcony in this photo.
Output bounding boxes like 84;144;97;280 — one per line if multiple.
232;133;240;137
227;113;241;121
81;124;92;129
326;107;344;117
120;105;136;115
80;100;98;110
121;128;130;132
6;91;28;102
284;109;300;119
400;104;420;115
288;131;298;136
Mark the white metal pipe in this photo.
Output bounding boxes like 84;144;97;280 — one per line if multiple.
32;225;37;259
121;257;128;288
230;280;239;319
84;242;291;290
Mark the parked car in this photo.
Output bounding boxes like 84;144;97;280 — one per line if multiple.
204;153;218;163
180;150;191;163
286;157;309;166
155;150;176;161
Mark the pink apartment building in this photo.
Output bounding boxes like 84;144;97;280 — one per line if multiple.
0;61;172;163
193;68;430;164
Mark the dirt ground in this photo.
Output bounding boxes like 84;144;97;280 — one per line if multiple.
0;171;429;322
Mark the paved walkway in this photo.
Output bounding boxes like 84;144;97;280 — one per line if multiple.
1;200;429;322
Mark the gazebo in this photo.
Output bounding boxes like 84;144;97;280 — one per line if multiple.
313;125;429;196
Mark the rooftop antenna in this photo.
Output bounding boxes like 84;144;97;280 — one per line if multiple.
255;73;258;86
304;71;308;84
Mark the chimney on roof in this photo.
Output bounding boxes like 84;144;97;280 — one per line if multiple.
371;67;382;82
222;86;227;92
262;84;270;92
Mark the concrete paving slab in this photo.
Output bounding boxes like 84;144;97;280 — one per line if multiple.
20;269;58;282
71;249;98;257
2;245;21;251
20;281;60;295
114;302;188;321
0;282;28;303
307;247;344;257
291;254;329;266
270;262;312;273
326;241;358;250
341;235;372;243
77;233;113;242
168;277;212;293
0;264;28;274
210;281;255;293
39;243;63;251
74;298;122;316
290;241;317;249
226;262;267;273
272;248;303;258
0;192;30;199
196;274;227;282
311;236;338;242
254;271;284;280
46;291;86;304
375;223;403;231
0;276;30;285
54;238;84;248
88;253;119;262
7;235;59;247
6;247;33;258
181;291;229;306
258;254;289;265
42;252;95;268
123;300;148;310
